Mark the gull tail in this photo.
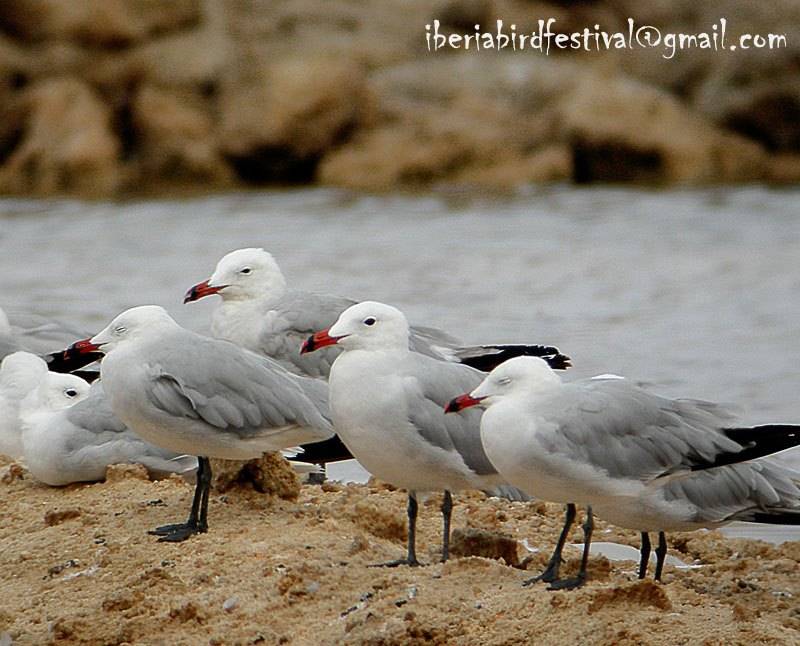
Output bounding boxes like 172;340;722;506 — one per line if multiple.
454;344;572;372
693;425;800;471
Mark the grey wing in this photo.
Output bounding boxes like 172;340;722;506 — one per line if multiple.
63;383;185;471
407;325;462;361
11;314;87;355
64;382;128;436
403;355;497;475
145;334;332;440
661;459;800;523
258;290;357;378
537;379;744;482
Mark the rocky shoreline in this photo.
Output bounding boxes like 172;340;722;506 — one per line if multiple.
0;0;798;198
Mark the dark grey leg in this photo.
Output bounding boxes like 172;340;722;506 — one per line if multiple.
149;456;211;542
654;531;667;581
441;490;453;562
370;492;422;567
523;503;576;586
548;506;593;591
638;532;651;579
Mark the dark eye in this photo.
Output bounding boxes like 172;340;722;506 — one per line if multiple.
114;326;127;335
363;317;376;326
240;267;252;275
65;389;78;397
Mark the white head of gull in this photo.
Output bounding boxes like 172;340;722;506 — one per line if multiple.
63;305;333;541
20;370;196;487
301;300;527;566
449;356;800;589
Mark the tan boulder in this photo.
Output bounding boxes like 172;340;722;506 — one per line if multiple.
1;0;200;47
131;84;230;184
219;56;366;182
0;77;121;196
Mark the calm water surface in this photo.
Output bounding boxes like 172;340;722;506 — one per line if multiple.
1;185;798;540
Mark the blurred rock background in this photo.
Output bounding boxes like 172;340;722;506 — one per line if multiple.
0;0;797;197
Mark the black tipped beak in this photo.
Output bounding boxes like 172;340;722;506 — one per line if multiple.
444;394;485;414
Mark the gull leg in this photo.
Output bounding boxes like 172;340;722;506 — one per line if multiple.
523;503;576;586
441;490;453;562
370;492;423;567
638;532;651;579
149;456;211;542
548;506;593;591
654;531;668;581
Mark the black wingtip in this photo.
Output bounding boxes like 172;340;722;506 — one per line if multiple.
749;510;800;525
690;424;800;471
458;344;572;372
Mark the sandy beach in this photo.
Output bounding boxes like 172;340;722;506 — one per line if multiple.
1;455;797;645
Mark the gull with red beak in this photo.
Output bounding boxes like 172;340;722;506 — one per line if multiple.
448;356;800;589
184;248;570;465
301;300;530;566
20;371;196;487
185;248;571;379
63;305;333;542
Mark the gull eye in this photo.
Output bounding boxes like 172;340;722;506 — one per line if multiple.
240;267;252;275
65;388;78;398
497;377;512;386
363;317;376;326
114;326;127;335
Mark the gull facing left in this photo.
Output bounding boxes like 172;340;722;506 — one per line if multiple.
63;305;334;541
448;357;800;588
301;301;531;566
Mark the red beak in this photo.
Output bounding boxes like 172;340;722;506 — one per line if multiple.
301;329;344;354
444;393;485;414
184;279;225;303
64;338;102;358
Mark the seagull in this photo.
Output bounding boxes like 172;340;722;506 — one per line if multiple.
0;352;50;458
21;372;197;486
300;301;531;566
184;248;570;463
447;356;800;588
184;248;570;378
62;305;334;541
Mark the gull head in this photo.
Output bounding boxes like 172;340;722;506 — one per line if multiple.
67;306;178;355
185;248;286;303
23;372;90;414
301;301;410;354
446;356;561;413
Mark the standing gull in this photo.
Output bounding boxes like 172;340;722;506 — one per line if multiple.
21;373;197;487
184;248;569;464
63;305;333;541
447;357;800;588
301;301;531;565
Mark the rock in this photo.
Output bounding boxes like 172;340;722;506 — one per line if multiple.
131;84;230;184
560;73;769;183
220;56;366;183
1;0;200;47
209;452;301;501
0;77;121;196
449;527;521;566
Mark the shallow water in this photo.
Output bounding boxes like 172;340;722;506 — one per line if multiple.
1;185;798;540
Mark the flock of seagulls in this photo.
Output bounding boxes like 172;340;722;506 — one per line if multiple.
2;247;799;589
